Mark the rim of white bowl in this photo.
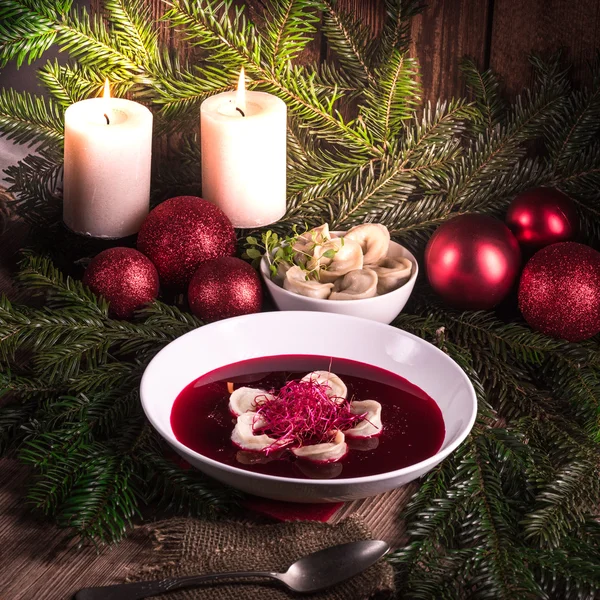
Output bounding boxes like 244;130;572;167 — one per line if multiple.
140;311;477;486
259;237;419;306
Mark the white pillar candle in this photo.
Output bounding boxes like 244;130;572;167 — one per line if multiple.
63;81;153;238
200;68;286;228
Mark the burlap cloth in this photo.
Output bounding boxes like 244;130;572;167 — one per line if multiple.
128;515;395;600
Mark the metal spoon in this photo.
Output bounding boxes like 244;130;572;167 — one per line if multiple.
74;539;389;600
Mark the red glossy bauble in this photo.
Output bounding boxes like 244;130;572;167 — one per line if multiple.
506;187;578;249
518;242;600;341
425;214;521;310
188;256;262;322
137;196;236;289
83;247;159;319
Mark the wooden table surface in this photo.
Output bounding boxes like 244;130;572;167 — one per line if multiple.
0;208;411;600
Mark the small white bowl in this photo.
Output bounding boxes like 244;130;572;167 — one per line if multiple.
140;311;477;503
260;237;418;324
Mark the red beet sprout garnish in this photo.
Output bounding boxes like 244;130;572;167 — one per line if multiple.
252;379;365;455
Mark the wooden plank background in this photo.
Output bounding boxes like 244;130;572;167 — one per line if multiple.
88;0;600;103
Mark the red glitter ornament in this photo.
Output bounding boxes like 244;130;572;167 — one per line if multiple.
188;256;262;322
518;242;600;341
137;196;236;288
506;187;578;249
83;247;159;319
425;214;521;310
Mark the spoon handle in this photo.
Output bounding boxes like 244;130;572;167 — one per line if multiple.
74;571;279;600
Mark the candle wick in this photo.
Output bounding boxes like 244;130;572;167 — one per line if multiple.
235;107;245;117
103;113;110;125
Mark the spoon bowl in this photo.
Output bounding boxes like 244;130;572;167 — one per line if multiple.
280;539;390;592
74;539;390;599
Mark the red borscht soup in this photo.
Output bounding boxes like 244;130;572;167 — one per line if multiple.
171;355;445;480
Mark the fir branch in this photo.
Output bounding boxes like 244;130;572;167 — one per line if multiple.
69;361;140;394
263;0;321;70
549;84;600;169
543;355;600;435
0;396;38;454
375;0;424;64
135;433;242;516
37;60;135;107
21;429;96;514
523;458;600;549
331;101;474;228
137;300;204;333
0;0;70;67
17;252;109;315
427;308;574;366
3;150;63;226
164;0;259;67
526;544;600;600
320;0;376;86
102;0;158;64
56;451;139;542
265;64;378;153
0;0;148;77
554;142;600;197
284;125;380;222
57;7;144;76
165;1;379;154
0;88;64;149
361;49;421;142
460;433;535;599
392;468;472;598
144;58;233;123
460;57;506;133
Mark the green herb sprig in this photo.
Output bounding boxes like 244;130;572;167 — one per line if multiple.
243;227;299;277
243;225;342;280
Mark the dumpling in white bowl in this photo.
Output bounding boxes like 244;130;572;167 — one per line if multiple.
307;237;363;283
292;223;330;265
272;260;293;285
372;256;412;295
330;269;378;300
284;266;334;299
344;224;390;265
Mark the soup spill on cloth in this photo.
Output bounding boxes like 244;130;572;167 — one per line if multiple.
171;355;445;480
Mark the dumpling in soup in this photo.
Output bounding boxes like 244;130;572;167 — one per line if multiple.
229;387;274;417
231;413;279;452
292;430;348;462
302;371;347;401
345;400;382;438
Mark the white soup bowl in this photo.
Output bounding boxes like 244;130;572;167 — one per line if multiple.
140;311;477;503
260;237;418;324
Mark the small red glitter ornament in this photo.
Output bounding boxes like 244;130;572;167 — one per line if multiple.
188;256;262;322
425;214;521;309
83;247;159;319
518;242;600;341
137;196;236;288
506;187;578;249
